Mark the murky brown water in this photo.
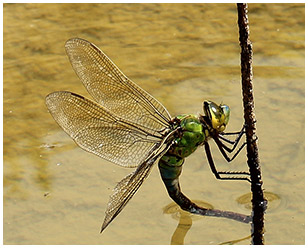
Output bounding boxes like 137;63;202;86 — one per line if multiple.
3;3;304;245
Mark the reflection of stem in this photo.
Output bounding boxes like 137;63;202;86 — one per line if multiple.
169;208;251;245
170;207;251;245
165;201;251;245
220;235;251;245
171;211;192;245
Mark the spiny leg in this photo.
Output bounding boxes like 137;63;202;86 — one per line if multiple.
218;124;245;148
220;121;257;145
214;136;247;162
215;124;247;162
216;133;258;162
221;123;246;136
204;141;250;182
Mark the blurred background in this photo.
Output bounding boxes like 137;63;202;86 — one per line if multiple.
3;3;304;245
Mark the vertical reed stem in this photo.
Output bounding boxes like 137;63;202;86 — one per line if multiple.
237;3;266;245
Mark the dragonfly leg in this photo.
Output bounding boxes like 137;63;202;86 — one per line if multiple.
220;120;257;145
214;136;247;162
204;141;250;182
213;123;247;163
221;123;247;136
218;124;245;149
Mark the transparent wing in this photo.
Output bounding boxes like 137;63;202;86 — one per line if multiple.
46;91;166;168
65;38;171;132
101;160;154;232
101;141;172;232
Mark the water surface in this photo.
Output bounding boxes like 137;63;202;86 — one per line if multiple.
3;3;304;245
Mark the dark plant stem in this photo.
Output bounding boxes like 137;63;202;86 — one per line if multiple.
237;3;266;245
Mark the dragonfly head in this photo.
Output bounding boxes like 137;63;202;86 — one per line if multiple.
202;100;230;133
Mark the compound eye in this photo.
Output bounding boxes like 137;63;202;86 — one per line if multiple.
210;104;220;116
203;101;230;132
220;105;230;125
208;102;222;129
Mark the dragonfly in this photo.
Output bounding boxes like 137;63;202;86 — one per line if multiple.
46;38;250;233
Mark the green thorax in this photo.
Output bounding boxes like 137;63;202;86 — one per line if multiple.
173;114;206;157
160;114;208;168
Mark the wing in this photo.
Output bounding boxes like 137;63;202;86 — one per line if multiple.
101;140;172;232
46;91;166;168
65;38;172;132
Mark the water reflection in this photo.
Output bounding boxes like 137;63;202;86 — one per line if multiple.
219;235;251;245
163;200;213;245
163;200;251;245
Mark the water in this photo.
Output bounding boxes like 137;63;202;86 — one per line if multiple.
3;3;304;245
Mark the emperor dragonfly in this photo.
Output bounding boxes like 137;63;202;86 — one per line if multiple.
46;38;250;233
